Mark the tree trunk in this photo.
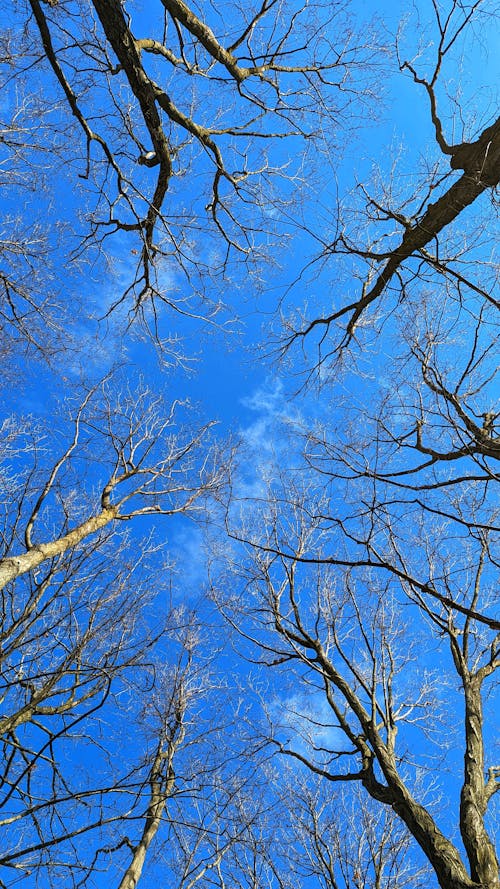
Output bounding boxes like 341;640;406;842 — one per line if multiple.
0;506;118;590
460;678;499;887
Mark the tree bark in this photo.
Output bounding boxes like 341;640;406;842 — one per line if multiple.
460;677;499;887
315;643;478;889
117;728;179;889
0;506;118;590
346;116;500;336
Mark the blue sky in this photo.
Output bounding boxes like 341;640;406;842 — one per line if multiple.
1;0;499;886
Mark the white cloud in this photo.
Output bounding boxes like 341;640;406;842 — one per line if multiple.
271;688;347;764
237;379;302;496
169;523;210;597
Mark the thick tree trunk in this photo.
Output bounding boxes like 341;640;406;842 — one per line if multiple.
90;0;172;233
365;756;478;889
0;506;118;590
317;643;479;889
460;678;499;887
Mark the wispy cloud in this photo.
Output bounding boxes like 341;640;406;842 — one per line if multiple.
270;688;347;764
236;378;302;497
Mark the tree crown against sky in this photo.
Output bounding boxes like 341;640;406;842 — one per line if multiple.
0;1;499;888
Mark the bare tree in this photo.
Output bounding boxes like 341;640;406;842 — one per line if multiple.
227;11;498;881
0;377;224;590
0;374;229;885
224;52;500;876
224;458;500;889
1;0;379;339
224;23;500;856
112;623;236;889
281;0;499;364
1;1;499;887
276;771;430;889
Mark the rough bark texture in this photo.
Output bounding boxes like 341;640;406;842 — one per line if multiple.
160;0;247;79
363;729;479;889
460;678;500;887
315;642;479;889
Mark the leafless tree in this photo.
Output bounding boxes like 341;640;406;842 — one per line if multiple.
0;374;230;885
1;1;499;887
110;623;245;889
227;10;499;880
224;458;500;889
1;0;379;340
0;376;225;590
0;80;70;369
275;771;430;889
223;33;500;864
281;0;499;364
